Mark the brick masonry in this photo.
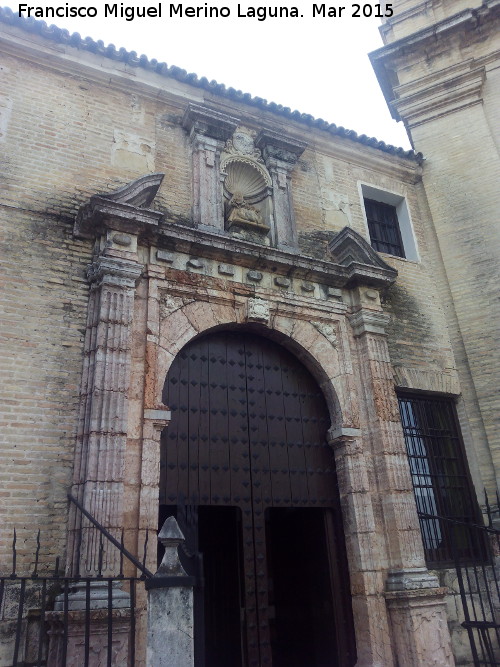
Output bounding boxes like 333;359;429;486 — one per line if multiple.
372;0;500;660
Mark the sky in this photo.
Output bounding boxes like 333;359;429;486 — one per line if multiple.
3;1;411;148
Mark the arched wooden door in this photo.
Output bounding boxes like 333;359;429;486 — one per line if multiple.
160;331;355;667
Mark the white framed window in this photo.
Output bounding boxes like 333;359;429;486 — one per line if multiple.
358;183;419;261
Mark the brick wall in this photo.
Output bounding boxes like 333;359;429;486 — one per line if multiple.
373;0;500;497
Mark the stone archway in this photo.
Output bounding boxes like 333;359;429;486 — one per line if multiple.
159;329;357;667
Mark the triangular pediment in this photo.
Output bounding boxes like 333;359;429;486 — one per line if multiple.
327;226;398;286
328;226;397;271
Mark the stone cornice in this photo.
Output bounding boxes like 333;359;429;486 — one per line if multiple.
374;0;500;61
182;104;239;141
255;130;307;165
370;0;500;121
379;0;490;45
153;222;397;289
392;63;486;128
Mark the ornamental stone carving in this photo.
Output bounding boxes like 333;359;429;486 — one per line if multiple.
312;321;338;347
159;293;190;319
246;298;270;324
182;104;307;252
223;128;264;162
221;128;272;241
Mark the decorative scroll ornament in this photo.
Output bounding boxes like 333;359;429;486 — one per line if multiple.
74;173;164;238
223;129;263;162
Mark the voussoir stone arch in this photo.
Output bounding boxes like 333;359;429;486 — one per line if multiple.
155;297;357;434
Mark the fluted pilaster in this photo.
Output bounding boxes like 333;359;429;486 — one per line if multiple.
69;256;142;576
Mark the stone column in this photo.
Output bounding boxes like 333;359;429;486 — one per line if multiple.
256;130;306;251
139;266;172;574
146;517;194;667
348;288;455;665
62;175;165;665
139;409;171;573
328;427;395;667
69;254;143;578
182;104;239;231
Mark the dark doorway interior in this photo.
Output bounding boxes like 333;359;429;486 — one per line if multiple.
198;506;244;667
266;508;338;667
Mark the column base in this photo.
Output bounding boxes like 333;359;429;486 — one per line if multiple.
386;567;440;591
54;581;130;611
385;587;455;666
46;608;131;667
47;582;132;666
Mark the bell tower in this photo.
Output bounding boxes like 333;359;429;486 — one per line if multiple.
379;0;486;43
371;1;500;497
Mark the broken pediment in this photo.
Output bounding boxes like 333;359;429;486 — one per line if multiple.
74;173;165;238
328;226;398;286
98;173;164;208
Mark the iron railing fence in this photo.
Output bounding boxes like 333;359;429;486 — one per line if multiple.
0;573;140;666
3;494;500;666
0;496;152;667
419;493;500;667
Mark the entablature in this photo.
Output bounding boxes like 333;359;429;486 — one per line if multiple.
74;174;398;291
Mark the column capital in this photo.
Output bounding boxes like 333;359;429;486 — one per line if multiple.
87;256;143;288
327;426;362;446
255;130;307;168
144;407;172;431
348;308;390;336
191;133;225;152
182;103;239;142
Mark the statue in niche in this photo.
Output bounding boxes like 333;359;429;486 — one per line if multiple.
221;128;272;236
226;190;265;228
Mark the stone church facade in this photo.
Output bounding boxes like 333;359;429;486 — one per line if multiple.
0;1;498;665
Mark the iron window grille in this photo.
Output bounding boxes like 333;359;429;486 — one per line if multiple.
397;393;487;566
364;198;405;258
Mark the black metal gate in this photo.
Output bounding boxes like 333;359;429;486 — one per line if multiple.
160;330;356;667
418;503;500;666
0;496;151;666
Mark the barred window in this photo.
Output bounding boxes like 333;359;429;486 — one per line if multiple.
398;393;485;566
364;198;405;258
